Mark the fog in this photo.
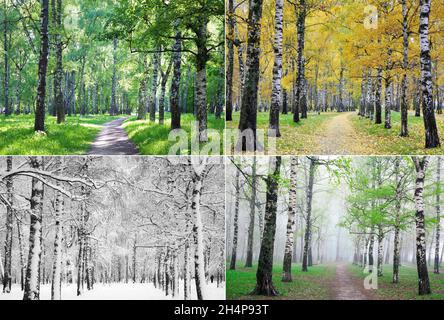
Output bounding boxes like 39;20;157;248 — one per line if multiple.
227;156;443;269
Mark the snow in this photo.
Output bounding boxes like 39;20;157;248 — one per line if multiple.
0;281;225;300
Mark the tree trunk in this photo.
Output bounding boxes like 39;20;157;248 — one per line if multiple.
76;191;87;296
23;157;45;300
434;156;441;274
149;48;161;122
377;225;384;277
392;158;401;283
338;64;344;112
360;70;366;117
237;0;264;151
295;0;307;120
268;0;283;137
414;77;421;117
53;0;64;123
184;240;190;300
137;60;147;120
282;89;288;114
159;61;172;125
235;24;245;113
2;156;13;293
375;66;382;124
245;156;257;267
419;0;440;148
399;0;409;136
132;235;137;283
16;215;26;291
15;70;22;115
302;157;316;272
34;0;50;132
191;165;208;300
170;25;182;130
412;156;432;295
282;156;298;282
384;234;391;264
50;179;63;300
3;0;10;116
226;0;234;121
110;37;118;115
384;48;392;129
366;69;372;118
229;169;241;270
251;156;281;296
195;19;209;142
363;235;370;269
368;228;375;273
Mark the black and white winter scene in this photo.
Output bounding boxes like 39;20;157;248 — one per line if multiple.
0;156;225;300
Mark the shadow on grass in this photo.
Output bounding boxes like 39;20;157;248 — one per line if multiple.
0;115;121;155
123;113;224;155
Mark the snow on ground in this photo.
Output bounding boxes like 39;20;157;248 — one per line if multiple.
0;281;225;300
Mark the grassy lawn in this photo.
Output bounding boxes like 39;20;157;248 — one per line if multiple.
123;113;224;155
348;264;444;300
226;112;337;155
0;114;120;155
351;111;444;155
226;263;335;300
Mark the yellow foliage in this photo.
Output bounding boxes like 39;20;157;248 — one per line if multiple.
231;0;444;104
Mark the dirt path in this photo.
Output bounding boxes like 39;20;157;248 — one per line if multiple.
318;112;362;155
330;264;375;300
88;118;139;155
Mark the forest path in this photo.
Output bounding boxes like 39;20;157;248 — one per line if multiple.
318;112;361;155
330;264;375;300
87;118;139;155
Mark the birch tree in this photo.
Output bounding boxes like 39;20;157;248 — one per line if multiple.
268;0;284;137
411;156;431;295
419;0;440;148
2;156;13;293
434;156;441;274
237;0;264;151
34;0;50;132
229;168;241;270
251;156;281;296
226;0;235;122
282;156;298;282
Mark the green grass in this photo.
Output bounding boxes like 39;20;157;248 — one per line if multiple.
226;112;337;154
348;264;444;300
0;114;121;155
226;263;335;300
351;111;444;155
123;113;224;155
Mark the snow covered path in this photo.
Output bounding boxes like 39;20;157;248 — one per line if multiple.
0;282;225;300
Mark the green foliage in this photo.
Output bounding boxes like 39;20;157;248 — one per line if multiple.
105;0;224;113
342;157;416;234
1;0;223;116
